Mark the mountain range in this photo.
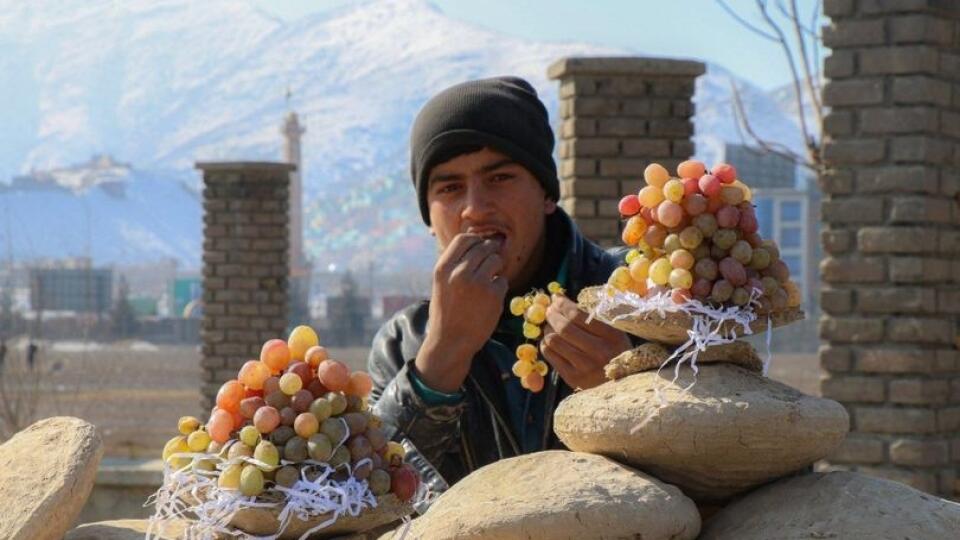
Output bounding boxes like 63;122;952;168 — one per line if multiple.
0;0;808;272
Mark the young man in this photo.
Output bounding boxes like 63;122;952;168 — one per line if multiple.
368;76;633;496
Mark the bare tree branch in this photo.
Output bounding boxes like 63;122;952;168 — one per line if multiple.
789;0;824;147
755;0;817;166
729;78;818;173
775;0;821;38
716;0;779;41
810;0;822;95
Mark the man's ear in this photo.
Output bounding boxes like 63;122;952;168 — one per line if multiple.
544;197;557;214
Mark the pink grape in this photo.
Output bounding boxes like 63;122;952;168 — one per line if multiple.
644;163;670;188
656;201;684;228
711;245;729;260
619;194;641;216
644;225;667;248
694;258;719;281
287;361;313;386
682;177;700;196
263;376;281;395
678;226;703;249
240;396;266;419
317;360;350;392
216;380;244;414
716;206;741;228
711;280;734;303
747;277;764;295
280;407;297;426
639;185;665;208
692;278;713;298
744;231;763;248
669;268;693;289
713;163;737;184
677;160;706;179
766;260;791;283
698;174;722;198
253;406;281;434
707;195;723;213
693;213;718;237
720;185;745;205
238;361;271;391
208;409;234;444
739;212;759;233
682;194;708;216
670;288;692;304
719;257;747;286
669;249;694;270
771;287;789;310
347;372;373;397
291;389;314;413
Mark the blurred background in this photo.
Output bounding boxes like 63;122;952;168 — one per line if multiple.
0;0;822;460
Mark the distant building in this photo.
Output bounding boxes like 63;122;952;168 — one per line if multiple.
282;105;312;327
169;276;202;318
29;266;112;313
720;144;818;307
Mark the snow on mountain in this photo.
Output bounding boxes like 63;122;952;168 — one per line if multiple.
0;0;807;271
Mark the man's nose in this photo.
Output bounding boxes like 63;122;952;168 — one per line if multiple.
461;182;495;220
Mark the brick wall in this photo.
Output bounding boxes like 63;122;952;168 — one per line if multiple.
196;162;293;409
547;57;705;247
819;0;960;497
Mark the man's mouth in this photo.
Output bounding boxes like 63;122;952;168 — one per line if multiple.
470;228;507;249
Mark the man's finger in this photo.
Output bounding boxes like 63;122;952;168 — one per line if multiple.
473;251;504;281
539;326;580;380
462;239;502;273
544;304;607;356
542;325;603;374
437;233;484;269
550;294;625;340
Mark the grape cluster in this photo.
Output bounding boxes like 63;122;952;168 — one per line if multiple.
611;161;801;312
163;325;419;502
507;281;564;393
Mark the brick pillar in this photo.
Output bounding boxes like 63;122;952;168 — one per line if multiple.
197;161;293;409
547;57;705;246
819;0;960;497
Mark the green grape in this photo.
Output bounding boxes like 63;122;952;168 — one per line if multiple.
240;465;265;497
308;433;334;462
693;243;711;260
309;398;333;422
368;469;391;496
321;418;347;444
663;233;682;253
730;240;753;265
329;445;350;469
187;430;211;453
731;287;751;306
668;268;693;290
693;213;718;238
750;247;771;270
279;373;303;396
283;436;309;462
711;280;734;303
713;229;738;250
761;276;779;296
254;441;280;469
218;463;242;490
275;465;300;488
694;258;718;281
228;441;254;461
678;226;703;250
649;257;672;286
239;425;260;448
269;425;296;446
326;392;348;416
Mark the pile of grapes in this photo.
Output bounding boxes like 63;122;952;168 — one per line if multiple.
161;325;419;506
506;281;564;392
608;160;801;313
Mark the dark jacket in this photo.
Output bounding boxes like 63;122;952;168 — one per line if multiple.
367;209;623;496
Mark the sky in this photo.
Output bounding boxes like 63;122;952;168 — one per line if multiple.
251;0;824;91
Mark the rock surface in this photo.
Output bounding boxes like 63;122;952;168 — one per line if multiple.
388;450;700;540
700;472;960;539
604;341;762;380
554;364;849;501
65;518;189;540
0;416;103;540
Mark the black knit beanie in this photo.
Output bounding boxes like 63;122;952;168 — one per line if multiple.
409;76;560;225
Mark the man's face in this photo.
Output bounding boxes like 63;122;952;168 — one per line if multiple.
426;147;557;289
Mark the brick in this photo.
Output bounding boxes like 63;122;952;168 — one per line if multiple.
940;52;960;81
199;356;225;370
856;347;934;373
891;136;953;164
890;14;955;44
938;407;960;431
672;100;693;117
821;229;853;254
559;76;597;98
560;118;596;138
889;379;950;405
561;197;596;217
596;118;646;137
824;50;855;79
858;466;938;493
567;97;621;117
943;111;960;138
621;139;671;157
599;159;646;177
565;138;621;157
560;158;597;179
821;256;886;283
818;169;854;194
561;178;620;198
889;196;954;224
938;289;960;314
672;140;694;158
822;79;884;106
855;406;938;434
822;374;886;402
940;231;960;254
649;79;694;97
859;46;939;75
819;316;885;343
855;165;940;194
823;110;854;136
576;218;620;239
821;288;854;314
856;287;937;314
823;0;854;16
605;77;650;97
858;227;938;254
822;19;886;47
860;107;939;135
942;171;960;197
597;199;620;218
860;0;957;14
821;345;854;372
827;435;885;464
821;198;884;223
889;256;952;283
890;438;949;466
647;119;692;137
892;76;953;106
822;139;885;165
887;317;955;345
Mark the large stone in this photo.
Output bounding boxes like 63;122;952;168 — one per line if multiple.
554;364;849;501
700;472;960;539
65;519;189;540
0;417;103;540
390;450;700;540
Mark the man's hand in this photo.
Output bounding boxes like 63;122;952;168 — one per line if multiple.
540;293;632;391
415;234;509;393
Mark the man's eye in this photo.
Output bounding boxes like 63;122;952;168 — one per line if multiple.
436;183;460;194
492;173;513;182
